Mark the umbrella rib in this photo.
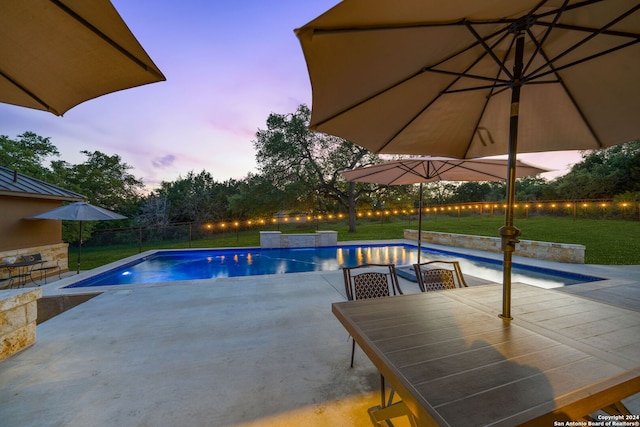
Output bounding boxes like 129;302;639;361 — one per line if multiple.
424;70;511;88
522;0;570;76
306;18;489;35
464;22;513;81
524;34;627;149
378;28;514;154
424;21;513;83
449;162;510;181
0;70;60;115
308;17;525;134
313;24;508;135
461;0;552;82
537;22;640;39
395;162;436;182
49;0;164;79
531;38;640;81
414;22;516;90
459;33;518;157
527;4;640;80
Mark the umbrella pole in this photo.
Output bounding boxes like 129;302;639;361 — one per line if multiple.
417;183;423;264
77;221;83;274
499;32;525;320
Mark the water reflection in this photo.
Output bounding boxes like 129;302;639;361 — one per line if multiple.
66;244;601;288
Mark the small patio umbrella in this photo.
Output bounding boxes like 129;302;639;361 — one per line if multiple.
0;0;165;116
296;0;640;318
27;201;126;274
341;156;548;263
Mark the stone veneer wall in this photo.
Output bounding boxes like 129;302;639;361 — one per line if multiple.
0;243;69;282
404;229;585;263
0;288;41;362
260;231;338;248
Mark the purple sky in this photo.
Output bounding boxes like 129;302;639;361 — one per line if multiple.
0;0;582;190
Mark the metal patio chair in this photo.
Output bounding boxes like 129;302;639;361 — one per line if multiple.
413;260;468;292
343;263;404;411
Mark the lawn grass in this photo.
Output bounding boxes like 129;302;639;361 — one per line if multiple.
72;215;640;270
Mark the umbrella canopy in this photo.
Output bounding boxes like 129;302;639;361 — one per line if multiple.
295;0;639;156
341;156;548;185
0;0;165;116
28;201;127;222
296;0;640;319
341;156;548;263
27;202;126;273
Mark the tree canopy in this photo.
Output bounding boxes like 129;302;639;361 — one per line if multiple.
0;132;59;181
552;141;640;199
253;104;384;231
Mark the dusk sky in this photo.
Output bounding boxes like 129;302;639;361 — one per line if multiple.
0;0;583;190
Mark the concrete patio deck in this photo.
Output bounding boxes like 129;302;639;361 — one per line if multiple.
1;242;639;426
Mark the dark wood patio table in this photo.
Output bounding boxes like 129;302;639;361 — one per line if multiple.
332;283;640;426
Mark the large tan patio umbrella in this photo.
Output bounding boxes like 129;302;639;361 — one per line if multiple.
341;156;548;263
27;202;127;274
0;0;165;116
296;0;640;319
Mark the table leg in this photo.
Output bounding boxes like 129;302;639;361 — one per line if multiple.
368;401;419;427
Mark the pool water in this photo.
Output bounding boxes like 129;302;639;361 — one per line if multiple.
65;244;603;289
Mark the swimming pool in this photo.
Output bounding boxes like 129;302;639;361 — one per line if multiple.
64;244;603;289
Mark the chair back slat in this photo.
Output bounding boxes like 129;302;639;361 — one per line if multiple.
353;272;390;299
421;268;456;291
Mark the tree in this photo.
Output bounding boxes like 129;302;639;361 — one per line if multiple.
552;141;640;199
228;173;288;220
253;104;382;232
149;171;239;225
0;131;59;180
52;150;144;216
137;193;171;227
449;182;495;203
49;151;143;243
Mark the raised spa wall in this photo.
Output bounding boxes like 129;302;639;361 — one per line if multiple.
260;231;338;248
404;229;586;263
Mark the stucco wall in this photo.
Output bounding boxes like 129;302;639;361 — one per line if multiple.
0;196;63;251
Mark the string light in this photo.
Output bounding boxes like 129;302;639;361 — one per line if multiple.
197;199;633;232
